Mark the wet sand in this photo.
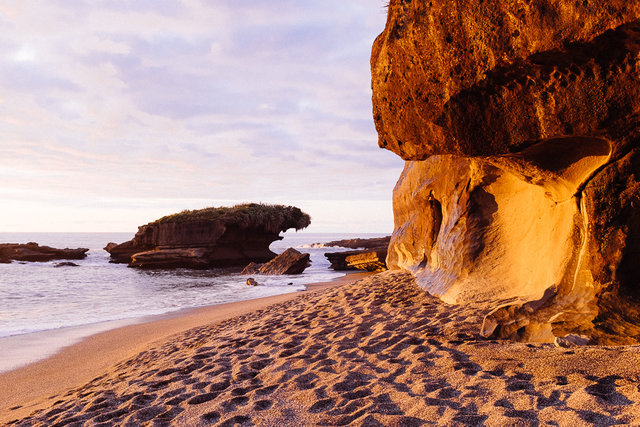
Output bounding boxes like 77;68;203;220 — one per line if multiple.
0;273;369;424
4;271;640;425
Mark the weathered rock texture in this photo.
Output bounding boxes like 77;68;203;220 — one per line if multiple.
325;249;388;272
373;0;640;344
241;248;310;275
0;243;88;263
105;204;311;269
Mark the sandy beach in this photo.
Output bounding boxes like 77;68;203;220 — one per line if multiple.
4;271;640;426
0;273;368;425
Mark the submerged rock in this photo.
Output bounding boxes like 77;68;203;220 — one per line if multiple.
241;248;310;275
54;262;80;268
373;1;640;344
0;243;88;263
105;204;310;269
325;249;388;273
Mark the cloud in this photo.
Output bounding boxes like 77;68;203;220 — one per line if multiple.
0;0;403;232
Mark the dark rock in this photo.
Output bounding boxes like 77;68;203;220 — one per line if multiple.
246;278;259;286
54;262;80;268
105;203;311;269
315;236;391;250
372;1;640;343
104;240;142;264
0;243;88;263
325;249;388;272
242;262;261;275
130;248;210;269
241;248;310;275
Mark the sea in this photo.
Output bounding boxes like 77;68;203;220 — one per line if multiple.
0;231;385;372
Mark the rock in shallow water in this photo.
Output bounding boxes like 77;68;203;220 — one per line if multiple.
373;0;640;343
241;248;310;275
54;262;80;268
315;236;391;250
105;204;311;269
0;243;88;263
325;249;388;272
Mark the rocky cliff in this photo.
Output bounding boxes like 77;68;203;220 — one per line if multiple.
373;0;640;344
105;204;311;269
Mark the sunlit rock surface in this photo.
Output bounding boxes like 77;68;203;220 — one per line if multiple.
325;249;388;272
241;248;310;275
374;0;640;344
105;204;311;269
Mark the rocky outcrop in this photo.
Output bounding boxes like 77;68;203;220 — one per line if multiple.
372;1;640;160
0;243;88;263
316;236;391;250
325;249;388;273
373;1;640;344
241;248;310;275
105;204;311;269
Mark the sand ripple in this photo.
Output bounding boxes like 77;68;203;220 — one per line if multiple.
6;271;640;426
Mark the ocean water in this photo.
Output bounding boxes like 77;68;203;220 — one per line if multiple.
0;231;385;371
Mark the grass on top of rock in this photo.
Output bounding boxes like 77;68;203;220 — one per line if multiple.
150;203;311;233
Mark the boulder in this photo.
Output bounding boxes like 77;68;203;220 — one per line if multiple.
241;262;261;275
373;0;640;343
0;243;88;263
325;249;388;273
105;203;311;269
241;248;310;275
247;278;259;286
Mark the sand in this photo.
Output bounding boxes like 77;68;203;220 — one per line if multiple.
4;271;640;426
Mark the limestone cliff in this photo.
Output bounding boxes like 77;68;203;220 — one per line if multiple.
373;0;640;344
105;204;311;269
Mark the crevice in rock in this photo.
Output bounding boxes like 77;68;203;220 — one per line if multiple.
428;193;442;249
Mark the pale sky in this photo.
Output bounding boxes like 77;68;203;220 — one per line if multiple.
0;1;403;233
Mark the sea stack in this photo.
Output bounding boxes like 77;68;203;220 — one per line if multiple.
372;1;640;344
105;203;311;269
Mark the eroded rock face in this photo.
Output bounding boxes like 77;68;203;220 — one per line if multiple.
372;1;640;159
374;0;640;344
105;204;311;269
325;249;388;272
241;248;310;275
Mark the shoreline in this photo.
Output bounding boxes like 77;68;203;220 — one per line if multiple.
5;270;640;425
0;276;321;374
0;272;371;421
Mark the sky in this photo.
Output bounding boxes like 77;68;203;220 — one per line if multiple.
0;0;404;234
